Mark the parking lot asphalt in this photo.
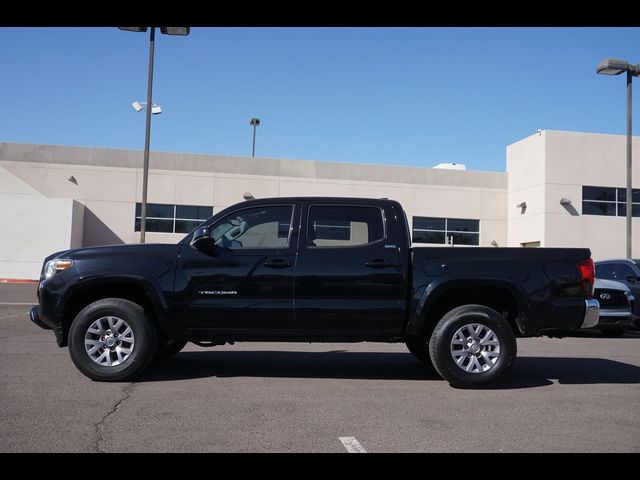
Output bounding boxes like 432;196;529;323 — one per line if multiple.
1;284;639;453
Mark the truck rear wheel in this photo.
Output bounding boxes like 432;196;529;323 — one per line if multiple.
68;298;157;382
429;304;517;389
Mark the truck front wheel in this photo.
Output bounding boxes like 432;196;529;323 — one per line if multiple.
429;304;517;389
405;340;435;370
68;298;157;382
155;339;188;360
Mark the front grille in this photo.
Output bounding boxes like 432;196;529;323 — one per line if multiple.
595;289;629;309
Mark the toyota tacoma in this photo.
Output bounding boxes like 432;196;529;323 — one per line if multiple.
30;197;599;388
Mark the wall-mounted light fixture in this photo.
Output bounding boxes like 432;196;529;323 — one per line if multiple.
516;201;527;214
491;240;499;247
560;198;572;205
68;175;78;185
243;192;255;201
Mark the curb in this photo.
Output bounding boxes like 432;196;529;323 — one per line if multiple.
0;279;39;284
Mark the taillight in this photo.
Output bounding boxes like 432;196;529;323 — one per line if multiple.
577;258;595;297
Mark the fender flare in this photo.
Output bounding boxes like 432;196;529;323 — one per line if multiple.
409;278;535;337
57;275;173;336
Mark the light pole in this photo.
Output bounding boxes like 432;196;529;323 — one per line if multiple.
118;26;190;243
597;58;639;259
250;117;260;157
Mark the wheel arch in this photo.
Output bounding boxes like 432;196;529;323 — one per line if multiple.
410;279;534;339
57;276;171;347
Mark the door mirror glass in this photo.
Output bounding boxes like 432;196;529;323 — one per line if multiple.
189;226;215;251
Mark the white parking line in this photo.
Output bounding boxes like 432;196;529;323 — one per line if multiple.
339;437;367;453
0;313;30;321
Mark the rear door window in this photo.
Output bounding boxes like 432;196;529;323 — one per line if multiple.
306;205;385;248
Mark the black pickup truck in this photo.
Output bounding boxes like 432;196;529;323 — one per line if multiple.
31;197;599;388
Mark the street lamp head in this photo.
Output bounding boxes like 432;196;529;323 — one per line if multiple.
118;27;148;33
160;27;190;36
596;58;630;76
132;101;162;115
119;26;190;36
118;25;189;244
250;118;261;127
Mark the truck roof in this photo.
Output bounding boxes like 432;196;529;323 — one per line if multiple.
238;196;401;206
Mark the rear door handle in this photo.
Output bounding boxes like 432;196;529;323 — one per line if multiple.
263;259;292;269
365;259;395;269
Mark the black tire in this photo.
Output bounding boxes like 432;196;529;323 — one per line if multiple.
68;298;157;382
406;340;435;370
429;304;517;389
600;328;628;337
154;339;188;360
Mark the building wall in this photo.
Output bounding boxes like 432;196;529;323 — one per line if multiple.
3;130;636;280
544;131;640;260
506;132;547;247
507;130;640;259
0;143;509;273
0;166;84;278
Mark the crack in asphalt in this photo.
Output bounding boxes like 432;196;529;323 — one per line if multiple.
93;383;137;453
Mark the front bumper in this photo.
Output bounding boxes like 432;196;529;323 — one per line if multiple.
598;309;634;329
580;299;600;329
30;306;66;346
30;306;51;330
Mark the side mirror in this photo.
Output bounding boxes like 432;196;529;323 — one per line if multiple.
189;226;215;251
626;275;638;284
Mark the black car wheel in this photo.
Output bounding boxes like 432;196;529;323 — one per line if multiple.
429;304;517;389
155;339;188;360
406;339;436;371
68;298;157;382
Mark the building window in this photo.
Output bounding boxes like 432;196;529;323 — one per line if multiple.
412;217;479;246
135;203;213;234
582;186;640;217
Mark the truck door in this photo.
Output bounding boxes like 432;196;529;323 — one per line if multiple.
294;202;406;332
175;203;299;330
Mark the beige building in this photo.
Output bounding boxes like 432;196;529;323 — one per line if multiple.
0;129;638;279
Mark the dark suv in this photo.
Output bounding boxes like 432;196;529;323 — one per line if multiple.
595;259;640;327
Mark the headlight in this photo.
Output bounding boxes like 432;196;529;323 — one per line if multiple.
44;259;74;279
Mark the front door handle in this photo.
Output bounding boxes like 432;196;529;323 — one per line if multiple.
264;259;292;269
365;259;395;269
